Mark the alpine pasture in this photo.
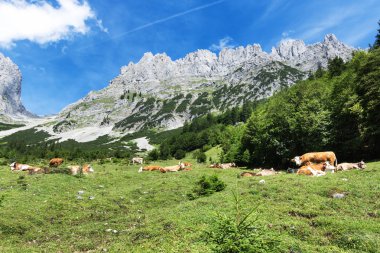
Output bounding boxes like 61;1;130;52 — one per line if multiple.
0;158;378;252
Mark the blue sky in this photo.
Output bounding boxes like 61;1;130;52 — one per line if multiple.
0;0;379;115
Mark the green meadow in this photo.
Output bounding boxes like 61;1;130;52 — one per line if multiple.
0;159;378;252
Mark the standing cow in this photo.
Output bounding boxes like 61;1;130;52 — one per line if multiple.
49;158;64;167
131;157;144;165
292;151;337;167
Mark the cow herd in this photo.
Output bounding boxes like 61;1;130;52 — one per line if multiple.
240;151;366;177
9;158;94;176
7;152;366;178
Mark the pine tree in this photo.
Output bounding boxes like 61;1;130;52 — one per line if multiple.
373;20;380;49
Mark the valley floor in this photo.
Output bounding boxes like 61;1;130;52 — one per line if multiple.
0;159;379;252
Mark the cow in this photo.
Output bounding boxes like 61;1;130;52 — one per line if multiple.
49;158;64;167
82;164;94;174
183;162;192;167
337;161;366;171
183;167;192;171
297;167;326;176
209;163;221;168
10;162;30;171
131;157;144;165
292;151;337;167
160;163;185;173
240;172;256;177
297;162;331;176
69;166;81;175
220;163;237;169
69;164;94;175
138;165;162;173
255;168;277;176
27;167;49;175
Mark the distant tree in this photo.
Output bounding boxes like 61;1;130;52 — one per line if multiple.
314;64;324;78
356;47;380;157
328;57;345;77
372;20;380;49
148;149;159;161
174;149;186;160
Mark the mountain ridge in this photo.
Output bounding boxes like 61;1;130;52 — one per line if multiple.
54;34;354;137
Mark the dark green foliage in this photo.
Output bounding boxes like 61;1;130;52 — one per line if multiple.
174;149;186;160
372;20;380;49
0;122;24;131
187;175;226;200
356;47;380;157
147;149;159;161
0;128;138;163
328;57;345;77
193;150;207;163
205;192;279;253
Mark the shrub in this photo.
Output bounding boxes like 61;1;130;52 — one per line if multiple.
188;175;226;200
174;149;186;160
193;150;207;163
148;149;159;161
205;191;279;252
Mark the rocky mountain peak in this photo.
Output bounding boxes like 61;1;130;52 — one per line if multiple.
0;53;33;120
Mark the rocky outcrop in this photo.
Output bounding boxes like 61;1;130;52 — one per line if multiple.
56;34;355;133
0;53;34;121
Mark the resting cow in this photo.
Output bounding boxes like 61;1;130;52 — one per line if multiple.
297;162;333;176
49;158;64;167
337;161;366;171
138;165;162;173
292;151;337;167
10;162;30;171
160;163;185;173
27;167;49;175
255;168;277;176
69;164;94;175
240;172;256;177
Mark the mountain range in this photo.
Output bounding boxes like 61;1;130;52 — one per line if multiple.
0;34;356;142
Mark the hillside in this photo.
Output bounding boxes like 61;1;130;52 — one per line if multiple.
51;34;354;135
0;159;378;252
151;47;380;166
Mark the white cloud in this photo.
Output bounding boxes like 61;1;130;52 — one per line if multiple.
0;0;104;48
209;36;234;51
281;30;295;38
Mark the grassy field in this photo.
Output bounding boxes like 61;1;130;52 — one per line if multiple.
0;159;379;252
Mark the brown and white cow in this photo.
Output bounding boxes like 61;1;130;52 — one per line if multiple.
138;165;162;173
49;158;64;167
337;161;366;171
69;164;94;175
292;151;337;167
296;162;333;176
159;162;185;173
10;162;30;171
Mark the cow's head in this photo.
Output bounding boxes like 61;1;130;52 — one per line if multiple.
9;162;16;170
323;161;336;172
293;156;302;166
358;161;366;169
87;165;94;173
